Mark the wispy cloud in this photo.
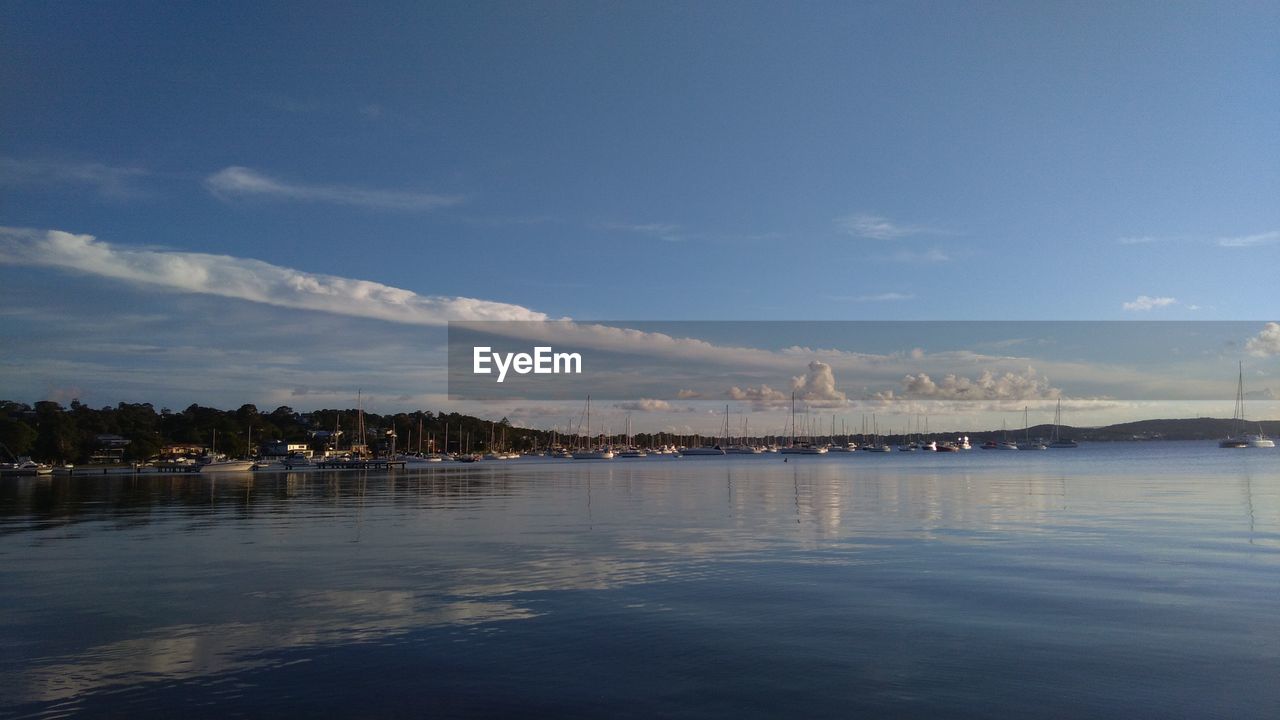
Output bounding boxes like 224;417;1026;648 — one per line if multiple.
830;292;915;302
205;166;464;211
1122;295;1178;312
600;221;684;242
836;213;945;240
0;156;151;200
890;248;950;263
1216;230;1280;248
0;227;545;324
1116;235;1163;245
613;398;673;412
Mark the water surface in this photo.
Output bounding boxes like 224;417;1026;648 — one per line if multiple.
2;443;1278;718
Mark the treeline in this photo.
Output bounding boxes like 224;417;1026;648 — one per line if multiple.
0;400;556;464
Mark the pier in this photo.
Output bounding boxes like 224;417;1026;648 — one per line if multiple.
314;459;407;470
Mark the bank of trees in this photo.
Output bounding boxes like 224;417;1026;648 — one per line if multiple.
0;400;550;464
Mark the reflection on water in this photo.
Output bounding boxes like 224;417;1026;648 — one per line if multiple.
2;443;1278;718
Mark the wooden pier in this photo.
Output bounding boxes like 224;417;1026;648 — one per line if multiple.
314;459;407;470
153;463;202;473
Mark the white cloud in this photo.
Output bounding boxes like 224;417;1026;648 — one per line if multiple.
0;156;150;199
832;292;916;302
205;166;463;210
890;248;950;262
675;389;702;399
614;399;673;412
1116;236;1162;245
600;221;683;242
791;361;847;408
1122;295;1178;312
727;384;790;410
1246;322;1280;357
892;367;1059;402
0;227;546;325
837;213;924;240
1216;230;1280;248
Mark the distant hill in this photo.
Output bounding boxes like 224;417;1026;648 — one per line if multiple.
960;418;1280;443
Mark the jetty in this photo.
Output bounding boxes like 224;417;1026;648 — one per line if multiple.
314;458;407;470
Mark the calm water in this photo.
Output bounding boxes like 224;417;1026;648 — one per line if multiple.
2;443;1278;718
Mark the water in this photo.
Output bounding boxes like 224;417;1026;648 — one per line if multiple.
2;443;1278;718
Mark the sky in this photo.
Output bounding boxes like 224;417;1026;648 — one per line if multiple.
1;1;1278;432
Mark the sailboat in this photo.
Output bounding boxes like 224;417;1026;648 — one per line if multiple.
617;415;648;457
682;405;728;456
779;394;828;454
860;413;891;452
1017;406;1047;450
573;396;615;459
199;428;255;473
1048;398;1079;448
982;419;1019;450
1220;362;1275;448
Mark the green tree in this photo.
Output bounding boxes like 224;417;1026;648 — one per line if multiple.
0;416;38;458
33;401;81;463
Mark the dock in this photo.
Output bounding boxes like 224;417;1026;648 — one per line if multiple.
314;459;407;470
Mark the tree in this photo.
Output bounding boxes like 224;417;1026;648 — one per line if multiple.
0;416;37;458
33;401;80;463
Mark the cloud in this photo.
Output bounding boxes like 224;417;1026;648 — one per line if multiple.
791;361;848;408
1216;230;1280;248
889;367;1060;402
0;227;547;325
613;398;672;412
204;166;463;211
830;292;915;302
675;389;702;399
1116;236;1162;245
890;248;950;262
836;213;928;240
728;384;790;410
0;156;150;199
1122;295;1177;312
1246;322;1280;357
600;221;684;242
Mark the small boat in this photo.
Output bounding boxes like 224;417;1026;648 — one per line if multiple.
571;396;614;459
779;444;827;455
1220;362;1275;448
1048;399;1079;448
1017;407;1048;450
680;445;727;456
199;457;255;473
0;458;54;476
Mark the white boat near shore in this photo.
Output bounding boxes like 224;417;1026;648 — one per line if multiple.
1221;362;1275;448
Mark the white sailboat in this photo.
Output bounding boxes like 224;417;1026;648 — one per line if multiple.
199;429;255;473
1017;407;1047;450
573;396;615;459
1220;362;1275;448
682;406;729;456
1048;398;1079;448
779;393;827;454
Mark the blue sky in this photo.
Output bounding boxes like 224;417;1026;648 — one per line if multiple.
2;1;1278;428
